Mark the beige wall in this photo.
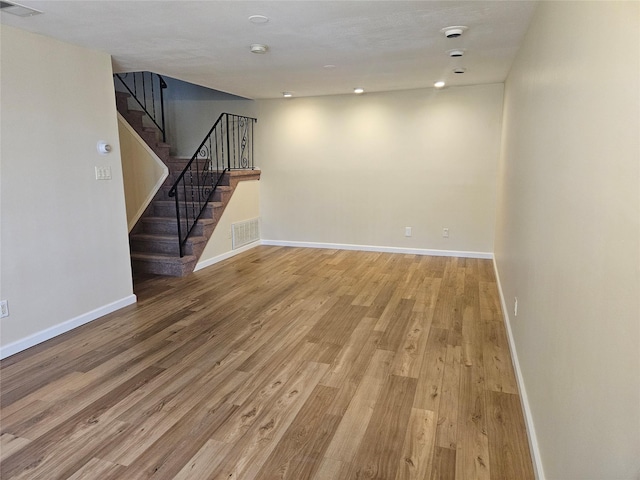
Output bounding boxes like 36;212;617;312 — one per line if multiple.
195;180;260;270
256;84;503;255
0;26;134;354
164;77;256;157
494;2;640;479
118;115;168;230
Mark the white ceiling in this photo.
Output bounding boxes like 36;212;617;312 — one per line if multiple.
0;1;538;99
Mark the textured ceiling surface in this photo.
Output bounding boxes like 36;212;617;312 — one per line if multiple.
1;1;537;98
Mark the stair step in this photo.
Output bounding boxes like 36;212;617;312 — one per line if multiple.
130;233;206;256
131;252;197;277
166;171;229;187
141;216;215;236
159;184;232;202
153;200;222;218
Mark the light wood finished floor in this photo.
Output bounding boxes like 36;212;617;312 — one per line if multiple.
0;246;534;479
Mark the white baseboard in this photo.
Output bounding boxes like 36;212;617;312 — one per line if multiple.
0;294;137;360
492;258;545;480
194;240;262;271
261;239;493;259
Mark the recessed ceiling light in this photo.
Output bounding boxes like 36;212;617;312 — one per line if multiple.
250;44;268;54
283;92;293;98
441;26;468;39
453;68;466;74
323;64;337;69
0;0;42;17
434;81;446;88
448;49;465;58
248;15;269;24
354;87;364;94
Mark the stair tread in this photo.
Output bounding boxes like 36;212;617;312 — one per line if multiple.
131;252;196;263
163;184;232;191
124;109;144;116
131;233;207;243
142;216;216;225
154;200;223;207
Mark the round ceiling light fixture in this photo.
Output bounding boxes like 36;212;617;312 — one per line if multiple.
248;15;269;24
354;87;364;94
250;43;268;54
283;92;293;98
453;67;467;74
441;26;468;38
434;81;446;88
448;49;465;57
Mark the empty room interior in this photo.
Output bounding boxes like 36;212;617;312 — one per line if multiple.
1;1;638;479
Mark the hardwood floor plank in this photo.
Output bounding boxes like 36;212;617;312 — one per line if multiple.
435;345;462;450
172;439;233;480
255;385;339;480
312;457;351;480
430;446;456;480
210;361;329;480
0;433;30;462
394;407;436;480
101;366;249;466
0;366;164;479
66;458;125;480
324;330;383;417
482;312;519;395
377;299;416;352
413;327;448;411
455;368;491;480
121;402;238;479
346;375;417;480
485;391;535;480
390;309;433;379
324;349;394;462
319;316;378;388
0;247;534;480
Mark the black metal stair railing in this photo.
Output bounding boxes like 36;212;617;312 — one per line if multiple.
168;113;257;257
114;72;167;142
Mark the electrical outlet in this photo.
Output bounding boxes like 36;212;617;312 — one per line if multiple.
514;297;518;317
1;300;9;318
442;228;449;238
405;226;412;237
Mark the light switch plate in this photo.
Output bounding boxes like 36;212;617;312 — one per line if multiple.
95;166;112;180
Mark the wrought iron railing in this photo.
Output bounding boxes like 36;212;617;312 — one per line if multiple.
169;113;257;257
114;72;167;142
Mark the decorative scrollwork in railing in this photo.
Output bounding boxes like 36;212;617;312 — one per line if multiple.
168;113;257;257
114;72;167;142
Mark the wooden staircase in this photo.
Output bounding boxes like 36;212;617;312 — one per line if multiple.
116;91;260;277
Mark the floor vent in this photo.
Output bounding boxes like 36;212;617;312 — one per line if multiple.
232;218;260;249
